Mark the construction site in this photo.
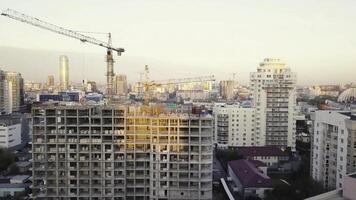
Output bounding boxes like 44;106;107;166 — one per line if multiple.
1;8;215;200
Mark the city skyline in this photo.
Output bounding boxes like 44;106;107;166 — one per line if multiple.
1;1;356;200
1;0;356;85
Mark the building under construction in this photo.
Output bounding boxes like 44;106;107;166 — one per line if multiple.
31;103;213;200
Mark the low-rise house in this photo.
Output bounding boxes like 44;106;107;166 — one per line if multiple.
237;146;289;167
9;175;30;184
227;159;273;199
0;175;30;198
0;183;29;198
15;161;31;173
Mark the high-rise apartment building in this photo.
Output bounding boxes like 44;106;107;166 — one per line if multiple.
31;104;213;200
213;104;255;148
311;110;356;190
250;58;297;151
219;80;234;100
47;75;55;87
59;55;69;91
115;74;128;96
4;71;24;113
0;70;8;114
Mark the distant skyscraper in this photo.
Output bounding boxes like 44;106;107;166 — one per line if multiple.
250;58;297;151
47;74;54;87
4;71;24;113
114;74;127;96
59;55;69;91
219;80;234;100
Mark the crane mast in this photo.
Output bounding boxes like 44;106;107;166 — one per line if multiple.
1;8;125;101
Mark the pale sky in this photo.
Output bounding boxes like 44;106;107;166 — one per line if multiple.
0;0;356;85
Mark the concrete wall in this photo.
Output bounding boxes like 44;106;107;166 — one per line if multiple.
343;174;356;200
0;123;21;148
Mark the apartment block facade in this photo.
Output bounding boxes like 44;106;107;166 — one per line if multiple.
213;104;255;148
311;110;356;189
0;70;24;114
31;104;213;200
0;70;8;114
0;114;22;148
250;58;297;151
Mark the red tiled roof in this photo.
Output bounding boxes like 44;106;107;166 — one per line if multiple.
237;146;289;157
228;159;273;188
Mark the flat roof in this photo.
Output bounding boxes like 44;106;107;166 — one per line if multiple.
305;190;345;200
237;146;289;157
0;183;28;189
10;175;30;181
15;161;31;167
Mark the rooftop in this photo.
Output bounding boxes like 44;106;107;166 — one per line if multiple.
0;183;29;189
0;113;22;126
305;190;345;200
228;159;273;188
10;175;30;182
237;146;289;157
15;161;31;168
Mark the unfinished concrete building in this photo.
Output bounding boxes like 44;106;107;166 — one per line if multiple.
31;103;213;200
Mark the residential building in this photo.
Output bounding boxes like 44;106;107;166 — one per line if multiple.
31;103;213;200
0;183;29;198
59;55;69;91
309;85;341;98
0;175;31;198
227;159;273;199
115;74;128;96
4;71;24;113
213;104;255;148
219;80;234;100
47;75;54;87
250;58;297;151
0;70;8;114
237;146;289;167
311;110;356;190
86;81;98;93
15;161;31;173
0;114;22;149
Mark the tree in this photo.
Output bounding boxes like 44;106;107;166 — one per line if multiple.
0;148;16;172
8;163;20;175
215;148;243;171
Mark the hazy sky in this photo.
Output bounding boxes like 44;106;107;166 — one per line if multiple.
0;0;356;85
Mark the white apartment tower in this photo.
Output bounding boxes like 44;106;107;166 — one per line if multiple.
311;110;356;190
4;71;24;113
59;55;69;91
213;104;255;148
0;114;22;148
31;104;213;200
0;70;8;114
250;58;297;151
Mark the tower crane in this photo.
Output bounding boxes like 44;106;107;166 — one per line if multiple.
140;65;215;105
1;8;125;101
